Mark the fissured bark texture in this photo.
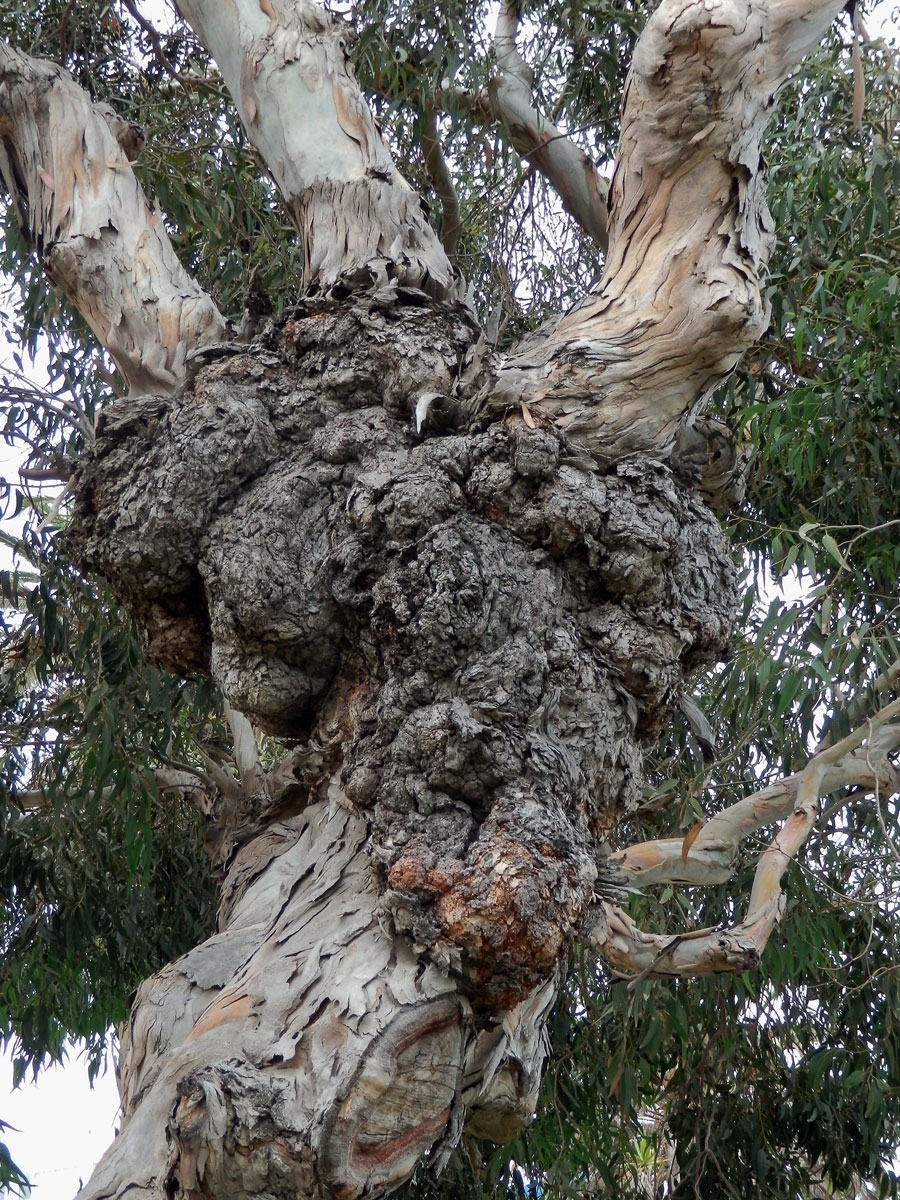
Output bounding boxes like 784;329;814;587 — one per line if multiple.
71;292;736;1007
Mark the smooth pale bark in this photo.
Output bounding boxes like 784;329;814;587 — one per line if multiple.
174;0;458;297
490;0;847;460
447;0;609;252
611;751;900;889
597;761;832;979
0;43;225;394
478;78;609;249
592;718;900;979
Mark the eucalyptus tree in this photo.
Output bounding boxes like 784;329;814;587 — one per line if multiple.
1;1;899;1198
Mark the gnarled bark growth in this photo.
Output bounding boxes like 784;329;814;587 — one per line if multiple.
69;295;734;1198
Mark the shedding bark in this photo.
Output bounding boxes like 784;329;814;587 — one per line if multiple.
0;43;225;395
79;786;560;1200
173;0;458;298
489;0;848;460
0;0;865;1195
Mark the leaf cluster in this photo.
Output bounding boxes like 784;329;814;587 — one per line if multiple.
0;523;219;1079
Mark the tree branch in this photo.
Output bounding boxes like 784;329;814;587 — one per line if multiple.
491;0;848;461
611;753;899;889
442;1;609;252
592;705;900;980
173;0;458;298
8;767;211;813
0;42;226;395
421;104;461;262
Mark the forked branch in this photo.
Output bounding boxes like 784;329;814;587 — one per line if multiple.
592;701;900;980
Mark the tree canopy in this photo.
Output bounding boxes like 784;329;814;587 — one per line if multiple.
1;1;900;1197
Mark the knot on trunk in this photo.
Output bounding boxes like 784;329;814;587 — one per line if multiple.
165;1064;317;1198
69;295;735;1004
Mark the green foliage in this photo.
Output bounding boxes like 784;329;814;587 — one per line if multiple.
0;2;899;1198
0;523;219;1075
0;1116;29;1196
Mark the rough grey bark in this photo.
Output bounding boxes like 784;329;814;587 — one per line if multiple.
68;294;735;1196
71;294;735;998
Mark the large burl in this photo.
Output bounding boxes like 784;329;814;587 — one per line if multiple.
70;290;735;1008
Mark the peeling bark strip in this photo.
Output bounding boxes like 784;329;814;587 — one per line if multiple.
83;793;556;1200
79;799;468;1200
174;0;458;297
491;0;846;460
0;43;225;395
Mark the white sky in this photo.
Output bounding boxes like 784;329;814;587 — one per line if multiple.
2;1047;119;1198
1;2;898;1197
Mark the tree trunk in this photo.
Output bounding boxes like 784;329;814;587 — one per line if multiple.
67;293;734;1199
0;0;849;1193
